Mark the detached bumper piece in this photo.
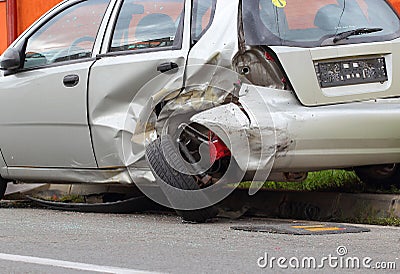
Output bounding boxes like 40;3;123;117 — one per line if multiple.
27;195;164;213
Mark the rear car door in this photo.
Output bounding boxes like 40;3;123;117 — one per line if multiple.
89;0;190;168
0;0;111;168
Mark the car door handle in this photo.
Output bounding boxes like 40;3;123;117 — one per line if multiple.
157;62;178;73
63;74;79;87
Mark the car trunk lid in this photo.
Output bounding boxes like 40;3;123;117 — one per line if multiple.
272;39;400;105
242;0;400;106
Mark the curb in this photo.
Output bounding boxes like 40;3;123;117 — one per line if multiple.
3;184;400;222
220;189;400;221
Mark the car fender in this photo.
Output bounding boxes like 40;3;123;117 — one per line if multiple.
190;103;252;171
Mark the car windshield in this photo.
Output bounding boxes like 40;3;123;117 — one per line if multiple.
243;0;400;47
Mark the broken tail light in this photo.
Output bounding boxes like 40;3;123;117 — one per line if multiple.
233;47;290;90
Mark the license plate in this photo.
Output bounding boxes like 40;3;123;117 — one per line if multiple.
315;57;388;88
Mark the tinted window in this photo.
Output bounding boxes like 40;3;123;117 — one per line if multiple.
243;0;400;47
191;0;216;44
110;0;184;52
24;0;110;69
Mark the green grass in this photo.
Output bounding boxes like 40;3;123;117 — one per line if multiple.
240;170;363;192
367;217;400;226
57;194;85;203
239;170;400;227
35;194;86;203
240;169;400;193
342;216;400;227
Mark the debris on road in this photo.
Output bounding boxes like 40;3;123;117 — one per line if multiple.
231;222;370;235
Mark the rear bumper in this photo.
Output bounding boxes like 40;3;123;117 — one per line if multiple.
191;84;400;173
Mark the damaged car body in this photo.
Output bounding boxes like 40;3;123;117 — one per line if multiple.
0;0;400;222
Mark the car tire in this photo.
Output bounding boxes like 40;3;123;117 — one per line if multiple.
145;136;218;223
355;164;400;189
0;177;7;200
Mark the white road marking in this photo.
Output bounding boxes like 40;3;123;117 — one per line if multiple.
0;253;162;274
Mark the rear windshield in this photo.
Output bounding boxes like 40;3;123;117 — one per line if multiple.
243;0;400;47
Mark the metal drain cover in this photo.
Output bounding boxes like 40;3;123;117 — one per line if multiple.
231;223;370;235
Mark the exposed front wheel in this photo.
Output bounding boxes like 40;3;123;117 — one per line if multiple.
355;164;400;189
145;136;218;223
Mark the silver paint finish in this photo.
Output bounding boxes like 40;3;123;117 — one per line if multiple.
5;167;133;184
193;84;400;172
89;0;192;168
0;61;97;168
273;40;400;106
0;0;398;185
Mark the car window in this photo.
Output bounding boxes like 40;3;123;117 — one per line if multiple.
24;0;110;69
243;0;400;47
191;0;216;44
110;0;184;52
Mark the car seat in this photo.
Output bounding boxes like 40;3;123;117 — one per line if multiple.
314;4;343;31
135;13;176;44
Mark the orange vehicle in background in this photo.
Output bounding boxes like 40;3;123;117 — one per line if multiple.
1;0;400;54
391;0;400;11
0;0;62;53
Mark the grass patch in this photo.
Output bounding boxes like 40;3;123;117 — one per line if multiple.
240;170;363;192
34;193;85;203
57;194;85;203
370;185;400;194
366;217;400;226
300;170;362;191
343;216;400;227
238;170;400;226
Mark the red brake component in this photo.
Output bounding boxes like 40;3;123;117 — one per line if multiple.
264;51;275;62
209;132;231;163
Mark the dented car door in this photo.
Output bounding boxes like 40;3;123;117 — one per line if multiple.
89;0;190;168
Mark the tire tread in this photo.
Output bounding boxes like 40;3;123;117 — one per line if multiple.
146;136;218;223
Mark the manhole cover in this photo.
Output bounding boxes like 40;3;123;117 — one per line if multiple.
231;223;370;235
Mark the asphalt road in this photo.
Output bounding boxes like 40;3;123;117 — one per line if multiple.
0;208;399;273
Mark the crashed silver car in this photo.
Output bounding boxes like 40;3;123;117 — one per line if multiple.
0;0;400;222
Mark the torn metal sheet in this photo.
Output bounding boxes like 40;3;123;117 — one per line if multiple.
191;83;400;175
156;86;235;136
191;103;250;169
88;0;192;169
232;46;285;89
85;0;245;187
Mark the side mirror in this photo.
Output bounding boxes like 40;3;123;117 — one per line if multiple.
0;47;22;71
